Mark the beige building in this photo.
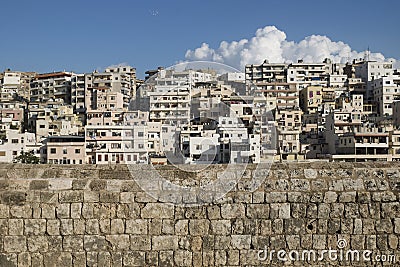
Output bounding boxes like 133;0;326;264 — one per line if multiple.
299;86;324;114
0;70;35;102
0;108;24;131
30;72;74;104
45;136;85;164
85;66;136;110
27;99;81;142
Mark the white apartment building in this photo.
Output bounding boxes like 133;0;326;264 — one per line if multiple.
327;74;348;88
334;126;390;161
354;60;394;101
149;86;191;126
287;60;329;89
371;74;400;117
0;108;24;131
85;124;148;164
85;110;150;164
0;130;38;163
217;117;260;163
245;61;287;84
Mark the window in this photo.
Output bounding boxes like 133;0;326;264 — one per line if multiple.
13;151;18;156
75;149;80;154
196;145;202;150
50;148;56;154
63;148;67;154
105;155;109;161
138;132;144;137
138;144;144;149
12;139;18;144
40;125;45;128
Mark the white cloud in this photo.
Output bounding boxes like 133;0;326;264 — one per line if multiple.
185;26;397;70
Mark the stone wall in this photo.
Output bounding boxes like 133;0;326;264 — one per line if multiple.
0;162;399;266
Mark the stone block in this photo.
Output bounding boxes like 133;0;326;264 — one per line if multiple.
126;219;147;235
141;203;174;219
27;236;48;252
24;219;46;235
46;220;60;236
221;204;245;219
8;219;23;235
189;219;210;236
4;236;26;252
110;219;124;234
106;234;130;250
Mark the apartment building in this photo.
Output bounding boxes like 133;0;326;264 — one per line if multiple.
371;74;400;117
45;136;85;164
27;99;80;142
300;86;324;114
85;110;149;165
333;125;390;161
30;72;74;104
179;124;220;164
287;60;329;89
245;60;287;84
354;60;393;102
0;107;24;131
0;70;35;102
218;117;260;163
149;86;191;126
0;130;38;163
85;66;137;110
71;74;86;112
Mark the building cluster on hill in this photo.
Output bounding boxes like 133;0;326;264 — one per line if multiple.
1;58;399;164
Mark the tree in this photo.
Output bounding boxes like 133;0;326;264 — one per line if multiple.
14;151;40;164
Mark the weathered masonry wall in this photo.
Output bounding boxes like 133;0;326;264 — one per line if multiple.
0;163;399;266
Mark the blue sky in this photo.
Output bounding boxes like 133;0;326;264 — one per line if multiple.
1;0;399;78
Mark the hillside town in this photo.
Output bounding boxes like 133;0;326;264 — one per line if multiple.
1;58;400;164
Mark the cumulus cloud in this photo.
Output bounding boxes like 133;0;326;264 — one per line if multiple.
185;26;397;70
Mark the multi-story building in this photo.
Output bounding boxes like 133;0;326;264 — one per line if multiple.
149;86;191;126
85;66;137;110
44;136;85;164
245;61;287;86
30;72;74;104
371;74;400;117
354;60;394;102
299;86;324;114
85;110;149;164
0;70;35;102
0;130;38;163
217;117;260;163
27;99;81;142
287;60;329;89
333;126;390;161
0;108;24;131
71;74;86;112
